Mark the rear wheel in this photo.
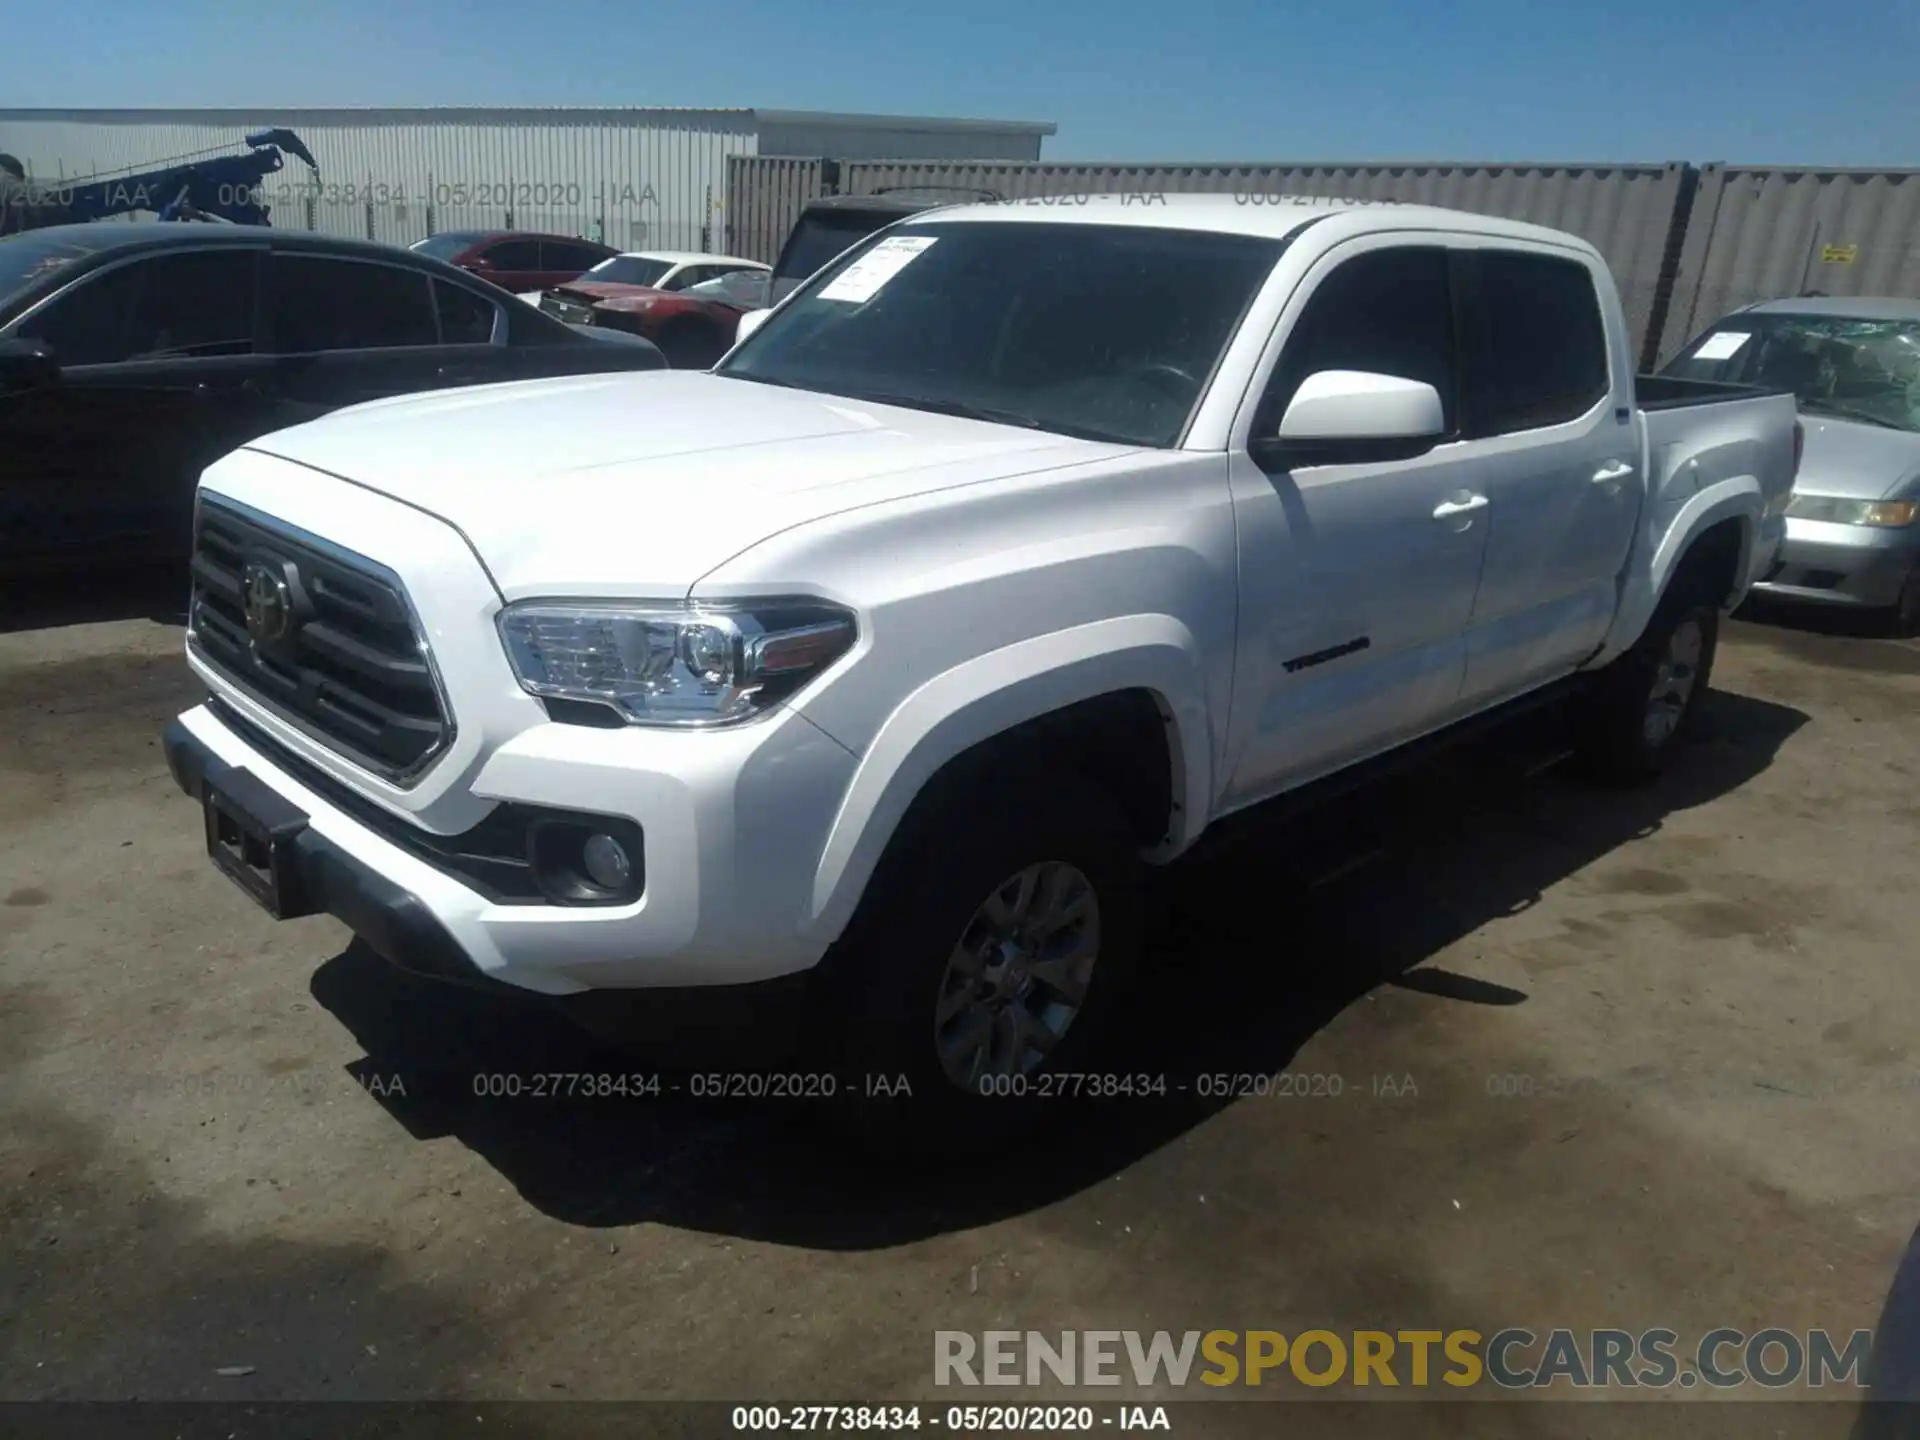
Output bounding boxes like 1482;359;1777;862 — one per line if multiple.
813;770;1142;1156
1575;585;1720;784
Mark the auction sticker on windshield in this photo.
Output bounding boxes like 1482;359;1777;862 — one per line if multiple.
819;236;939;303
1693;331;1752;361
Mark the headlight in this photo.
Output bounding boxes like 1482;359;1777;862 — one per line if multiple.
498;599;857;727
1785;496;1920;528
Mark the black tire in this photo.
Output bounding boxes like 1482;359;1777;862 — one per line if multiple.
809;768;1143;1157
1575;583;1720;785
1881;565;1920;639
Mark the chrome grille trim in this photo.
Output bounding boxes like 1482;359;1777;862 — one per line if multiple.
186;493;457;788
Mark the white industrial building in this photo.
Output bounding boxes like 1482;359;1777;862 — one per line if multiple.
0;106;1056;252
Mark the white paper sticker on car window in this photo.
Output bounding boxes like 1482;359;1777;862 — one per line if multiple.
1693;331;1752;361
817;236;939;303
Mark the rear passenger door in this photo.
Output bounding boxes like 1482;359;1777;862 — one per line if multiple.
1454;245;1638;705
258;253;490;419
466;237;544;292
539;239;612;288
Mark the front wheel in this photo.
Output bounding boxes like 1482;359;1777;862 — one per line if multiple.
812;770;1143;1156
1883;565;1920;638
1575;588;1720;785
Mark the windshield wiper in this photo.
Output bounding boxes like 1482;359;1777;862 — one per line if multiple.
715;372;818;392
834;388;1046;430
1801;401;1906;430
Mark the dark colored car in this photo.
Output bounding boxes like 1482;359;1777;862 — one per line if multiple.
768;188;1002;303
0;222;665;573
408;230;617;293
540;268;771;368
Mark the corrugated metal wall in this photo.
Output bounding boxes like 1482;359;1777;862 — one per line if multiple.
1;110;761;252
728;157;1699;367
1653;165;1920;362
726;157;826;267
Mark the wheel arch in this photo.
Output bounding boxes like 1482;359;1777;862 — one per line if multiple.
1591;481;1759;668
803;615;1214;948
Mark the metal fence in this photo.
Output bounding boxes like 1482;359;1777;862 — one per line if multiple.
727;155;1920;370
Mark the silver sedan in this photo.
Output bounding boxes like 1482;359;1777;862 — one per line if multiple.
1663;297;1920;632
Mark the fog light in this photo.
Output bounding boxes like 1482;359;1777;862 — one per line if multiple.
581;832;632;891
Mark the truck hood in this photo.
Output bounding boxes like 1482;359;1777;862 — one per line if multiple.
239;370;1134;598
1794;413;1920;500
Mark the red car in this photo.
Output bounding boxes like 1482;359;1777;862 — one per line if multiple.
537;266;770;369
408;230;618;294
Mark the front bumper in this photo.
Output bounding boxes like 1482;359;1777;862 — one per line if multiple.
162;713;819;1064
1749;516;1919;609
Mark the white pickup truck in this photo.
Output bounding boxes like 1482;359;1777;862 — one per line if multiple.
163;196;1799;1148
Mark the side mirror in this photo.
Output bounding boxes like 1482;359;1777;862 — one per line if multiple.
1277;370;1445;443
0;337;61;391
734;308;773;345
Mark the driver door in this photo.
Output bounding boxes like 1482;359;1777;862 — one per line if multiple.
1219;240;1492;809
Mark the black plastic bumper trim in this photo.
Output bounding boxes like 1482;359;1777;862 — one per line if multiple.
162;716;808;1066
165;716;476;985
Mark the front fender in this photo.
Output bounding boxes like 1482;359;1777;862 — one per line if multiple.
1591;477;1759;668
802;614;1213;947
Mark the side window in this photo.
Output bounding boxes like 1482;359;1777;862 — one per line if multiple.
482;239;543;271
265;255;439;353
434;279;497;344
13;263;144;365
1467;251;1610;434
123;251;256;359
1257;247;1457;434
542;241;608;272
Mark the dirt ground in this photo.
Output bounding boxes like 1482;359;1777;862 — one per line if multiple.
1;572;1915;1439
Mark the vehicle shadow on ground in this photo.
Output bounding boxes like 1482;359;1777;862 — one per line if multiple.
1854;1221;1920;1434
0;562;189;635
309;687;1809;1247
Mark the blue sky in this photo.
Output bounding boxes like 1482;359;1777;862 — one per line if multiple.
8;0;1917;166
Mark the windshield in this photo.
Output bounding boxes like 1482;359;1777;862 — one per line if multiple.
720;220;1286;448
774;209;908;283
581;256;673;287
1665;312;1920;433
411;231;495;261
0;231;114;306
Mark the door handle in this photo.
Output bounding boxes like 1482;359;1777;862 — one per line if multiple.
1592;461;1635;486
1432;494;1489;521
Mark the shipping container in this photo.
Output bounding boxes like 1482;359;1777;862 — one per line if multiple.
729;156;1699;366
1653;165;1920;362
0;108;1052;255
726;157;826;268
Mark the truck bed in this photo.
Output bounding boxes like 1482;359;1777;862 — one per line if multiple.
1635;373;1790;411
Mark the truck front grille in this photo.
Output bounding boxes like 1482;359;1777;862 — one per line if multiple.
187;498;453;783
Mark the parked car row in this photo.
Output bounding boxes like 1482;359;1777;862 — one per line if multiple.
515;250;771;368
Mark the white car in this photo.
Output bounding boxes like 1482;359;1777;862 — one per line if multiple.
165;196;1799;1150
514;250;768;306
